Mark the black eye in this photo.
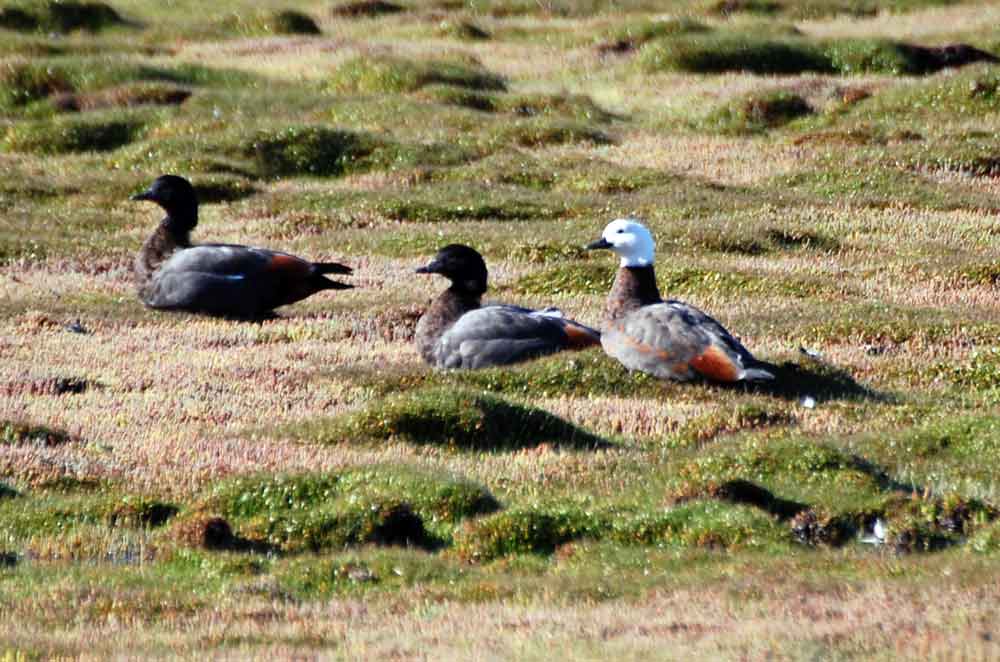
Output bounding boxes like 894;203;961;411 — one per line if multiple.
616;228;624;233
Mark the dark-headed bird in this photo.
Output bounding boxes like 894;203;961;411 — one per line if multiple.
131;175;352;318
414;244;601;369
586;218;773;382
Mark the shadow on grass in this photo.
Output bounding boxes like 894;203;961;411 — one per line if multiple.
737;358;890;404
322;387;613;451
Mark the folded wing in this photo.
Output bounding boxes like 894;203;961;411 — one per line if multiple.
435;305;600;369
602;301;770;382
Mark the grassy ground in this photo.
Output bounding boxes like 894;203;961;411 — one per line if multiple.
2;0;1000;658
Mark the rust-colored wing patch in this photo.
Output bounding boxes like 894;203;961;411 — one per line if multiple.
562;323;601;349
266;254;312;278
689;344;741;382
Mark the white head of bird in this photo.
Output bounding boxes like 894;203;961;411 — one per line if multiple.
597;218;655;268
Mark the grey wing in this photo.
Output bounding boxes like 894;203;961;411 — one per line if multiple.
143;271;273;316
435;306;577;369
663;300;758;363
158;245;273;276
602;303;712;380
147;246;280;316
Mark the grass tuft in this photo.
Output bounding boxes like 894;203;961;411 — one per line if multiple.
328;55;506;94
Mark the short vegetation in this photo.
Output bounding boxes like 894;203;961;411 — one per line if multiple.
3;0;1000;658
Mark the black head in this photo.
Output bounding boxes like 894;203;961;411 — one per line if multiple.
416;244;488;295
131;175;199;228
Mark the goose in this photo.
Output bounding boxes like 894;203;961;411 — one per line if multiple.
414;244;601;369
585;218;773;382
131;175;352;318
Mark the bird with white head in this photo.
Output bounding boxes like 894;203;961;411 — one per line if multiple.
586;218;773;383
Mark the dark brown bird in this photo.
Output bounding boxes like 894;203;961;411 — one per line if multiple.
586;218;772;382
414;244;601;369
131;175;352;318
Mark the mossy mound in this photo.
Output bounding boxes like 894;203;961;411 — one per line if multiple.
220;9;321;36
596;17;709;55
438;19;490;41
331;0;403;18
0;1;127;34
639;30;997;76
52;82;191;112
639;33;832;75
2;114;144;153
454;500;790;561
298;387;608;450
1;420;73;446
0;491;178;543
247;126;379;178
703;90;813;134
201;466;499;551
328;55;506;94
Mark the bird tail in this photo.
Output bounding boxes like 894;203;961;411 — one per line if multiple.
312;275;353;291
742;365;775;381
315;262;353;276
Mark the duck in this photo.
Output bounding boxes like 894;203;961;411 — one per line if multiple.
585;218;773;382
413;244;601;369
131;175;352;318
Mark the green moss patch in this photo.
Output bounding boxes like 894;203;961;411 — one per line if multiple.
201;466;499;551
2;114;145;153
931;349;1000;391
296;387;608;450
371;184;567;223
510;261;613;296
247;126;379;178
0;1;128;34
0;491;178;543
703;90;813;134
639;33;832;75
220;9;321;36
639;31;997;76
443;351;663;400
454;500;789;561
328;55;506;94
596;17;709;55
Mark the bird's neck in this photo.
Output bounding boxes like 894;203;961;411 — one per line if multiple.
415;288;481;363
134;217;192;288
605;266;662;322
